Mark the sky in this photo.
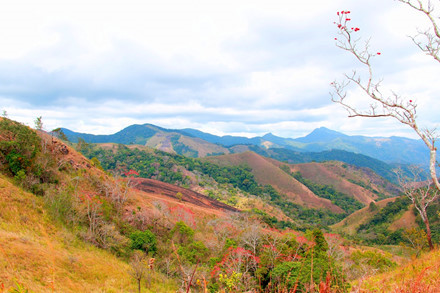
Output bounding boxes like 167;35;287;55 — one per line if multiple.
1;0;439;139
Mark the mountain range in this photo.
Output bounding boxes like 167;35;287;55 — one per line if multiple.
60;123;433;179
62;124;429;163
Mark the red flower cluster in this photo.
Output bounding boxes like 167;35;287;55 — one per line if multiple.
170;204;196;227
337;10;351;15
335;10;354;32
211;246;260;277
124;169;139;177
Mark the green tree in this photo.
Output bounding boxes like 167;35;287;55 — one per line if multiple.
34;116;43;130
170;221;194;245
130;230;157;254
0;118;41;176
51;127;69;141
178;241;209;264
312;228;328;257
368;201;378;212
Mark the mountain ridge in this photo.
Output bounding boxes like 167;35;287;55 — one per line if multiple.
59;123;432;167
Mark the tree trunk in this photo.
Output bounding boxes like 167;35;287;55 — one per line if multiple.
424;217;434;250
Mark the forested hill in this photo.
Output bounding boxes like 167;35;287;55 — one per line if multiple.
79;142;399;229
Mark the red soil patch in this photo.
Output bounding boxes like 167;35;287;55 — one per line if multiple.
131;178;238;213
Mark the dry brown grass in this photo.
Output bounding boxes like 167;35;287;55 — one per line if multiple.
331;198;396;234
178;135;229;157
388;205;418;231
205;152;343;212
292;162;379;205
0;175;176;292
352;248;440;292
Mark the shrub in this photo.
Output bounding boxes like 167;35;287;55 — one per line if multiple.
170;221;194;245
350;250;396;275
178;241;209;264
130;230;157;254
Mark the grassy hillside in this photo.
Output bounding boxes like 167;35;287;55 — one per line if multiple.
0;118;181;292
332;198;397;234
81;144;341;228
0;174;177;292
204;151;399;215
250;147;402;183
331;195;430;247
81;143;402;229
352;248;440;292
291;161;396;205
145;132;230;158
204;152;342;212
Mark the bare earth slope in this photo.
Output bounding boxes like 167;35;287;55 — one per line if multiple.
131;177;238;213
145;132;230;157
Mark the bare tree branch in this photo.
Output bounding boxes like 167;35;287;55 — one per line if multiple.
332;4;440;249
396;167;439;249
331;8;440;192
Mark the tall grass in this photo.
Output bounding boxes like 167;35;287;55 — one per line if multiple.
0;175;177;292
353;248;440;292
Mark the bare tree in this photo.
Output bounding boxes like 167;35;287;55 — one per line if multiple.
403;227;428;257
399;0;440;63
240;221;262;256
331;2;440;249
129;251;148;293
397;167;439;250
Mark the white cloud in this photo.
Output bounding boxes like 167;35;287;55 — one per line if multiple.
0;0;438;140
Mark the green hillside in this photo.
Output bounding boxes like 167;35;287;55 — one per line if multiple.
332;195;440;246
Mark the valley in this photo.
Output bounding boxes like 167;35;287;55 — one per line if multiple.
1;118;439;292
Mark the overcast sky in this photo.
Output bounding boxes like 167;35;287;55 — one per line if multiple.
1;0;439;139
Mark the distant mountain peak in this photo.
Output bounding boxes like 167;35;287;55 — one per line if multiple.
296;127;347;143
312;126;344;134
262;133;278;138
